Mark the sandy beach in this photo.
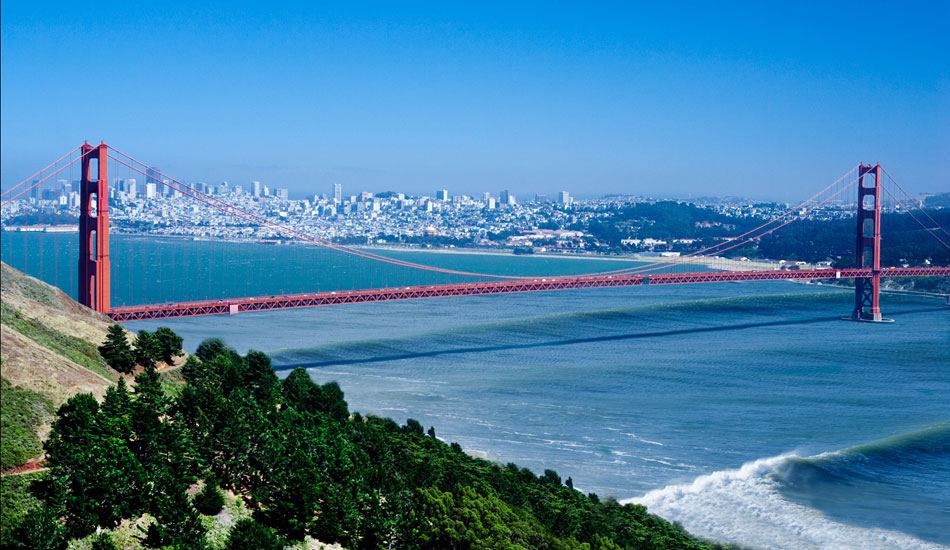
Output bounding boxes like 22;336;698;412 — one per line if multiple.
358;245;798;274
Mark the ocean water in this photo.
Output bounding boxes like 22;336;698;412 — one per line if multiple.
3;232;949;549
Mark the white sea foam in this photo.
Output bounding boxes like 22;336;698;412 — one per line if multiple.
622;454;948;550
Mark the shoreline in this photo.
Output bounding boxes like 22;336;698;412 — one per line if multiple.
9;230;945;290
357;244;796;274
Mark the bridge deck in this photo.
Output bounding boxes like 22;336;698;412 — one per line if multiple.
107;267;950;321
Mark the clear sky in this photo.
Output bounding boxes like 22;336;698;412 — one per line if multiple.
2;1;948;200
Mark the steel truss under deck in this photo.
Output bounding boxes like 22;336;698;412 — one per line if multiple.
107;266;950;321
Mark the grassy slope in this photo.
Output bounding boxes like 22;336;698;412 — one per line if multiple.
0;261;125;480
0;264;198;548
0;378;54;470
0;262;119;407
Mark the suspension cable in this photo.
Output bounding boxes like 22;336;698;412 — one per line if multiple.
0;145;82;199
609;173;862;276
881;185;950;249
108;154;535;279
1;151;91;207
571;165;861;277
880;167;950;238
108;144;867;281
107;147;538;279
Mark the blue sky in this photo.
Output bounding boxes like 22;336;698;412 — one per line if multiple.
2;1;947;200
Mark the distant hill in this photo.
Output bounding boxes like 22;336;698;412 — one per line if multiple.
924;192;950;209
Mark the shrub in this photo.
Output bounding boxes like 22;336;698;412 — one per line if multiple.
0;378;54;469
193;481;225;516
224;518;285;550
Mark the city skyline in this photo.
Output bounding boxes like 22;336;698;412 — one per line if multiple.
2;2;948;200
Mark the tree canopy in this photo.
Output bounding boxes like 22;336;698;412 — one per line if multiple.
7;336;734;550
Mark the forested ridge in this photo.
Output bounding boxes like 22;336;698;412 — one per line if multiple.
581;202;949;267
2;333;738;550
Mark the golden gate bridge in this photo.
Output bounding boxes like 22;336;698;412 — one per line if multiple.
2;142;948;322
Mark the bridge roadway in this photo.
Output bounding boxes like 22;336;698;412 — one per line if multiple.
107;266;950;321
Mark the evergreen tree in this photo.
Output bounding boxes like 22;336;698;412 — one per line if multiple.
195;337;238;363
98;324;136;373
244;350;280;407
133;330;162;368
280;367;320;411
320;380;350;422
154;326;183;364
193;477;225;516
6;508;67;550
133;363;168;416
100;377;133;440
44;394;99;463
224;518;285;550
250;405;362;545
143;471;208;550
282;367;348;419
130;363;169;468
44;393;147;537
180;354;207;383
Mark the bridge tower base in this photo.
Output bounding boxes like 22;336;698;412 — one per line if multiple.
848;163;892;322
78;142;110;314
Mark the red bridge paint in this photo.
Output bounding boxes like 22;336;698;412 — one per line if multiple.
78;143;111;313
107;267;950;321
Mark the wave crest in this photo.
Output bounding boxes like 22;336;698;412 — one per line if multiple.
623;451;948;550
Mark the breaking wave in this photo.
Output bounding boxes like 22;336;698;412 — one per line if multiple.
624;424;950;550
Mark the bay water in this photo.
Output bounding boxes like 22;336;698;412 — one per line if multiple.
3;232;948;549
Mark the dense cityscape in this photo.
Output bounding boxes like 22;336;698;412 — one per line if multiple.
2;174;917;254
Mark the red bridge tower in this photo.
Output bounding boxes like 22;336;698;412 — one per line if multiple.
851;163;888;322
78;142;110;313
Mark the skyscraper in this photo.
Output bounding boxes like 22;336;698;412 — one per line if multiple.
253;181;261;197
333;183;342;203
146;167;163;196
558;191;572;205
436;189;448;201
